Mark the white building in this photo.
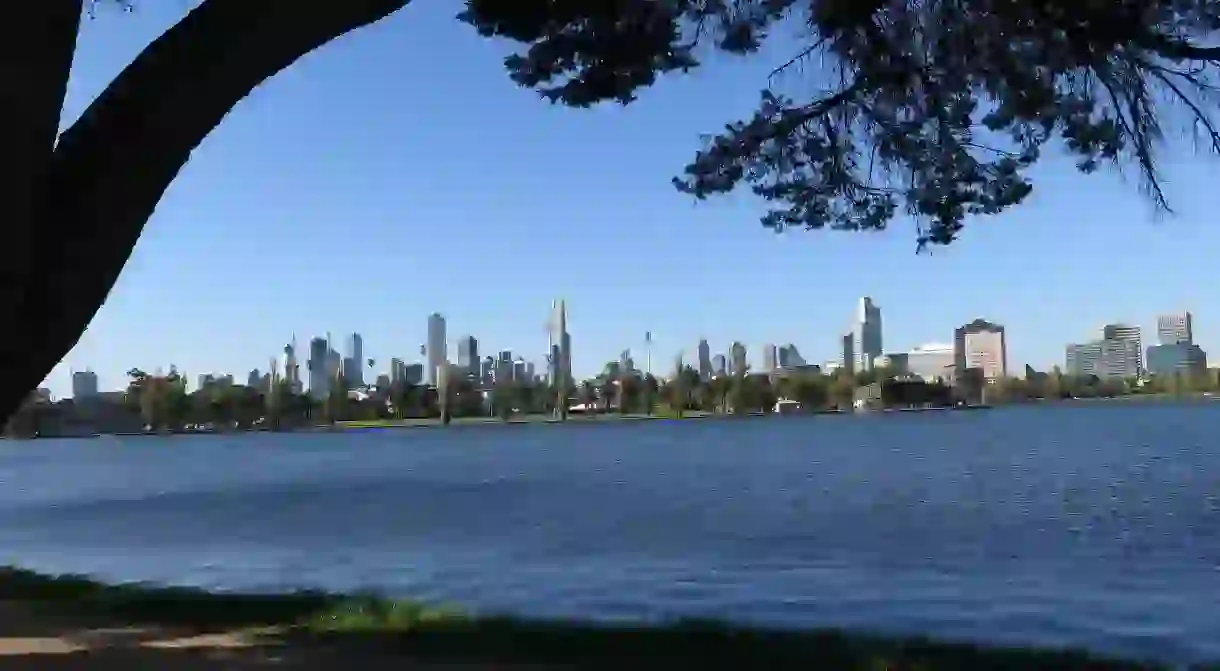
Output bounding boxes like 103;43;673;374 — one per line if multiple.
906;343;954;383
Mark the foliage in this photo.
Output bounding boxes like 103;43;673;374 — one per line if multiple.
463;0;1220;249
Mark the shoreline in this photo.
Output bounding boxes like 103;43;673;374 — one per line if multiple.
0;566;1185;669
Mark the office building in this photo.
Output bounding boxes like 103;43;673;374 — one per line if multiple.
1102;323;1142;376
712;354;727;377
389;358;407;385
697;339;712;380
875;352;909;374
762;344;778;372
548;300;572;386
346;333;364;387
954;319;1006;381
777;344;805;369
308;336;329;398
1065;341;1104;377
1157;312;1193;345
729;341;747;375
840;332;855;375
404;363;424;385
426;313;447;386
71;370;99;399
854;297;883;371
1147;342;1208;376
963;327;1007;382
457;335;479;379
906;343;954;382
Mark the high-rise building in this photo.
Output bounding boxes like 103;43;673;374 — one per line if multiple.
840;332;855;375
308;336;329;398
729;341;747;375
390;358;407;385
1102;323;1142;376
777;344;805;370
1157;312;1193;345
247;369;262;388
457;335;479;379
963;327;1007;382
426;313;447;386
1066;341;1104;377
954;319;1007;381
712;354;727;377
697;339;712;380
854;297;883;371
346;333;364;387
762;344;778;372
281;337;301;393
548;300;572;386
71;370;99;399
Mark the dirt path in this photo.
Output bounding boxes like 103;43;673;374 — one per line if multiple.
0;601;558;669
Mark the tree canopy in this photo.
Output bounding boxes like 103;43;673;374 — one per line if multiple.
462;0;1220;249
4;0;1219;423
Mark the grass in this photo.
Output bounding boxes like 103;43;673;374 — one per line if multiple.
0;566;1204;670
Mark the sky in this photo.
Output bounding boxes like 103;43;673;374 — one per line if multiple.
44;1;1220;397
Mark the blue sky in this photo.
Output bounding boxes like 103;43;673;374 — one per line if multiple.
44;1;1220;397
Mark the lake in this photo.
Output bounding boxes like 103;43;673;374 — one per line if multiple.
0;403;1217;665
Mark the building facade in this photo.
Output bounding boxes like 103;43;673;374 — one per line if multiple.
1147;342;1207;376
854;297;883;371
954;319;1007;382
729;341;747;375
762;344;778;373
1157;312;1193;346
457;335;479;380
71;370;99;400
696;339;712;380
906;343;954;382
426;313;447;387
1102;323;1142;376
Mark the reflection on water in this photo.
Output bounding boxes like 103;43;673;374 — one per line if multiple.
0;403;1217;664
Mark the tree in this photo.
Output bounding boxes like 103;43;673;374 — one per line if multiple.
9;1;1220;425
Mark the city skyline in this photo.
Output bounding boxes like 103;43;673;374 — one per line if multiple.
57;300;1206;399
41;1;1220;399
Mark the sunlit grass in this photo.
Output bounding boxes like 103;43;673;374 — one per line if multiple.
0;566;1202;669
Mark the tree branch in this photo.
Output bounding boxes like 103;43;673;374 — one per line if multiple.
0;1;82;322
3;0;409;418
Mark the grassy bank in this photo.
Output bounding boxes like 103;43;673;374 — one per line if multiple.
0;567;1193;669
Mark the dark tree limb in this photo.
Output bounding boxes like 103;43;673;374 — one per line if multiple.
1;0;409;423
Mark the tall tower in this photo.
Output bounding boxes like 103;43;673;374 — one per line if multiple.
426;313;447;386
854;297;883;371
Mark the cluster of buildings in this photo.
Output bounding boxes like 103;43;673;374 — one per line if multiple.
260;300;575;399
61;300;1208;404
1065;312;1206;379
678;297;1008;389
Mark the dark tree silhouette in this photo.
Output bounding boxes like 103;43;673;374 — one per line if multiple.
463;0;1220;250
4;0;1220;423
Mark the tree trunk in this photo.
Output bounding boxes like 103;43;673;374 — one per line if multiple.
0;0;409;424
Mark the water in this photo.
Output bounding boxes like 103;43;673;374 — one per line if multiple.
1;402;1218;665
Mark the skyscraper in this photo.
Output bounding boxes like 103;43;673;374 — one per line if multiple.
696;339;712;380
549;299;571;386
729;341;747;375
71;370;99;399
346;333;364;387
308;336;329;398
457;335;479;379
840;332;855;375
426;313;447;386
1157;312;1193;345
762;343;778;372
854;297;883;371
1102;323;1142;376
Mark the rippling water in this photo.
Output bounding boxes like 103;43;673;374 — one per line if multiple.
1;402;1218;664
